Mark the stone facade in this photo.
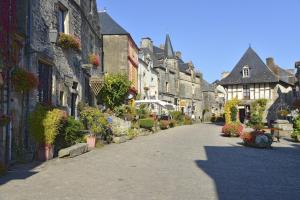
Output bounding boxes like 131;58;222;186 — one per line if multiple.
99;12;139;93
141;35;204;118
138;38;159;100
4;0;102;164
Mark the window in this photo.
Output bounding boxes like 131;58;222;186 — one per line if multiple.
88;0;93;13
243;85;250;99
58;6;69;33
38;62;52;104
89;34;94;53
59;91;64;106
166;82;169;93
243;66;250;78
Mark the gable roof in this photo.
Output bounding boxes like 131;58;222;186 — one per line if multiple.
219;47;279;85
98;11;129;35
202;79;214;92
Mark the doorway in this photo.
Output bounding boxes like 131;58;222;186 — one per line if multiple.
239;108;246;123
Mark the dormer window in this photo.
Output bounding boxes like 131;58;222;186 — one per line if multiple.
243;66;250;78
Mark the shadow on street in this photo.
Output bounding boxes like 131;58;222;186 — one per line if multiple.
195;144;300;200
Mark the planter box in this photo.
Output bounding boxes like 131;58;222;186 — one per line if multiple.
37;144;54;161
86;135;96;148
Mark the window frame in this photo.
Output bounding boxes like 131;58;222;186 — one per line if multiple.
242;66;250;78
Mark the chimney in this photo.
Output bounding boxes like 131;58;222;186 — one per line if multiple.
175;51;182;59
295;61;300;69
266;57;275;68
221;71;230;80
140;37;153;52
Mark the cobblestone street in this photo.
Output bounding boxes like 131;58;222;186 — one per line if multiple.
1;124;300;200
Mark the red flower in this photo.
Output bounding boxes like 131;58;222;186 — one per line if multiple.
11;68;38;92
88;54;100;67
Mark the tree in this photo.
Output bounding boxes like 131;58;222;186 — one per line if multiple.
97;74;131;109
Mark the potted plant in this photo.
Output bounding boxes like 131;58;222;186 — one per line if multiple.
57;33;81;51
80;107;108;148
88;54;100;67
29;105;66;161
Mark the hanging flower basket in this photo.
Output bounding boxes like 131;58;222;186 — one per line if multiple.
11;68;39;93
57;33;81;51
88;54;100;67
89;76;104;96
0;114;10;127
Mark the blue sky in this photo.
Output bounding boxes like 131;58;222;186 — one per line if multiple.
97;0;300;83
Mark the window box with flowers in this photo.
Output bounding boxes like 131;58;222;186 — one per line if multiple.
57;33;81;51
11;68;39;93
0;114;10;127
88;54;100;67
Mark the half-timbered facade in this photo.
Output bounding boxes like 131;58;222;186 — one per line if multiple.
219;47;295;123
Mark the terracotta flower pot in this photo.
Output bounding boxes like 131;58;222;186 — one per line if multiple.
37;144;54;161
87;135;96;148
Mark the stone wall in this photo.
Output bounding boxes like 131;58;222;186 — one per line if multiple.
103;35;128;75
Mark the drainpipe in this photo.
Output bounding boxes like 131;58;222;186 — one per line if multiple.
24;0;32;149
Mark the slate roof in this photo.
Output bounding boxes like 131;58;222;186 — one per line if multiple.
219;47;280;85
202;79;214;92
164;34;175;59
178;59;191;75
98;11;129;35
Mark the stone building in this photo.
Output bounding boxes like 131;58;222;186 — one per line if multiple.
140;34;203;118
177;58;203;117
138;38;159;101
4;0;102;164
98;11;139;96
219;47;295;123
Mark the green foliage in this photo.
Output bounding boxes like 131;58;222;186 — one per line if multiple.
0;163;6;177
80;107;108;135
170;111;184;122
292;115;300;140
114;105;126;118
224;98;240;124
97;74;131;109
159;120;170;129
43;109;66;145
248;99;268;130
58;117;85;148
139;118;154;130
169;119;177;128
29;104;48;144
127;129;139;140
184;115;193;125
29;105;65;145
230;106;238;122
136;104;150;119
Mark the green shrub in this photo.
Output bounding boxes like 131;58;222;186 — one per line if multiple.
159;120;170;129
169;119;177;128
56;117;85;148
0;163;6;177
127;129;139;140
184;115;193;125
43;109;66;145
29;104;48;144
114;105;126;118
136;104;150;119
248;99;267;130
170;111;184;122
139;118;154;130
230;107;238;122
292;115;300;141
80;107;108;135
